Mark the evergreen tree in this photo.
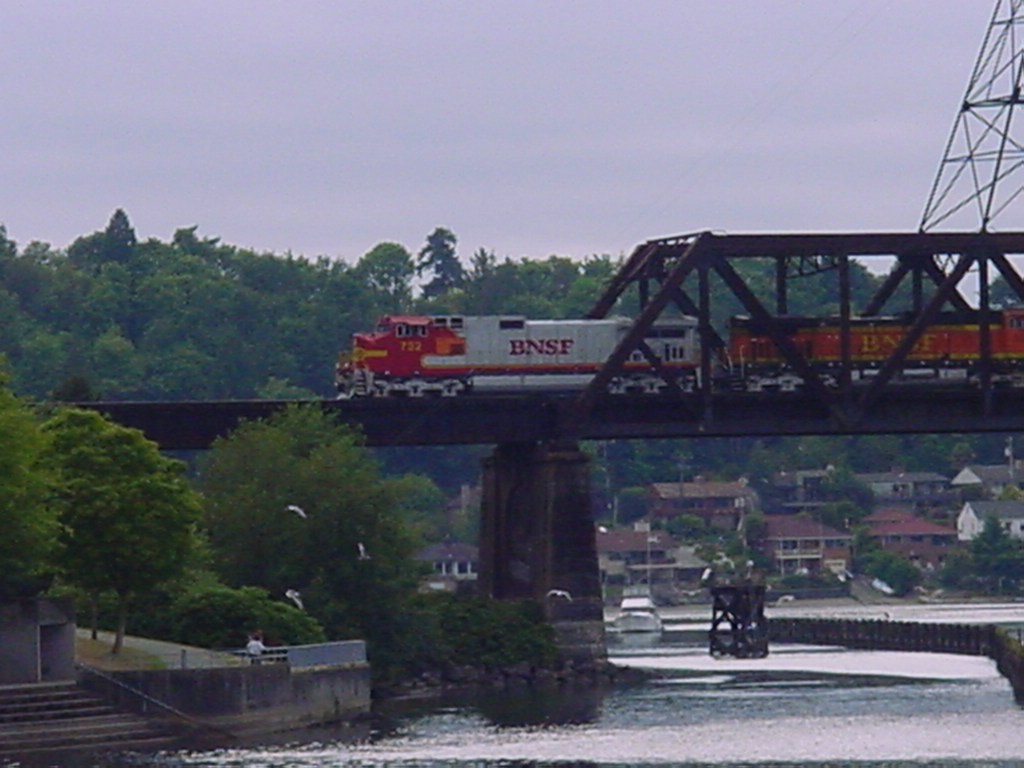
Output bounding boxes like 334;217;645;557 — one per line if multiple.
417;227;463;299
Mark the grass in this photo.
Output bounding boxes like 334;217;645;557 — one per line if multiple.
75;635;167;671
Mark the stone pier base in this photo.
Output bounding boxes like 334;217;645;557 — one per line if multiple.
478;441;606;664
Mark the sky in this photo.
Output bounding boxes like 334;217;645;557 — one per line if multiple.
0;1;995;267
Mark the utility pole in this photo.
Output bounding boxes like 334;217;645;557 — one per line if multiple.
921;1;1024;232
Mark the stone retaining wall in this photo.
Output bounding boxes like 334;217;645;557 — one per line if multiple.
80;662;370;737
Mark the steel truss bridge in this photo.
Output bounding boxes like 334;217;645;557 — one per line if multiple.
90;230;1024;450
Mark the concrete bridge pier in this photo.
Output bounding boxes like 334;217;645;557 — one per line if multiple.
478;441;606;664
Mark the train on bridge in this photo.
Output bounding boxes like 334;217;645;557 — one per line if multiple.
334;309;1024;398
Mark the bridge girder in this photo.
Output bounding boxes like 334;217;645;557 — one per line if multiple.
579;230;1024;432
80;230;1024;450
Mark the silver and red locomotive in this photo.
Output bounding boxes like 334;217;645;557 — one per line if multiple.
335;314;699;398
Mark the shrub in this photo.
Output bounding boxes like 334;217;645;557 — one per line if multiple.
169;584;326;649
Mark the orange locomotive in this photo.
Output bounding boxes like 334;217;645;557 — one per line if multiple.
335;314;699;398
727;308;1024;391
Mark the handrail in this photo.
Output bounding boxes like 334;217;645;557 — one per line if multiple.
76;663;236;739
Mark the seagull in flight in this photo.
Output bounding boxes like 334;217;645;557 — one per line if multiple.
357;542;371;560
286;504;307;519
285;589;304;610
546;589;572;601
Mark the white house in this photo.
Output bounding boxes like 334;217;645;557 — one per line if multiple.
951;464;1023;498
956;500;1024;541
416;541;478;591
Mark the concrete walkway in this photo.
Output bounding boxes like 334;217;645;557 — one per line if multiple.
77;629;244;670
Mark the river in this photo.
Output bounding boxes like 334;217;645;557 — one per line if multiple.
107;601;1024;767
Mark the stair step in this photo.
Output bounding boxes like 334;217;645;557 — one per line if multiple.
0;704;116;723
0;683;179;757
9;733;177;756
0;717;173;749
0;727;172;752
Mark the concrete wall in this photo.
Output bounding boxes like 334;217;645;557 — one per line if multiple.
81;662;370;735
0;598;75;684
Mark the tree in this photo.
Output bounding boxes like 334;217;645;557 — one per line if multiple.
0;364;57;598
41;408;202;652
417;227;463;299
67;209;137;272
863;549;921;596
198;406;426;673
103;209;137;266
169;584;325;649
970;513;1024;593
355;242;415;310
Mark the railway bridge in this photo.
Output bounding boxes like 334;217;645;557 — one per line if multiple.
85;230;1024;661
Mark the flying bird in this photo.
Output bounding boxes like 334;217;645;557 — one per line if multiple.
546;589;572;601
286;504;307;519
357;542;370;560
285;589;304;610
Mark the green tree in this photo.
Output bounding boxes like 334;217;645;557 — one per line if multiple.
355;242;415;310
169;584;326;649
417;227;463;299
0;365;57;598
42;408;202;653
199;406;426;674
971;513;1024;593
863;549;921;596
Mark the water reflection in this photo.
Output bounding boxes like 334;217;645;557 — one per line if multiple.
376;681;609;731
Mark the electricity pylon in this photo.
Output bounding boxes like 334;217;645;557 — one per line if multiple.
920;1;1024;232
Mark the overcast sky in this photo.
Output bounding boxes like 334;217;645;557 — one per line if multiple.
1;2;993;266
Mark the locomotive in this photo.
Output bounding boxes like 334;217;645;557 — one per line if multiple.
335;314;699;398
727;307;1024;391
336;308;1024;397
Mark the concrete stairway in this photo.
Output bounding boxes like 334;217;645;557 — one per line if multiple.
0;680;178;756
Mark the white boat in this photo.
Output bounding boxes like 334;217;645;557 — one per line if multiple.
612;592;663;634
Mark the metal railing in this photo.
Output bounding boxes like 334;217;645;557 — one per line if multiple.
231;640;366;668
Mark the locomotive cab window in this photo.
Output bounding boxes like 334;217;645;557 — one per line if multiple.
1009;316;1024;330
395;324;427;338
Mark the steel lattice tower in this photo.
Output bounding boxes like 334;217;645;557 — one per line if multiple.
921;1;1024;232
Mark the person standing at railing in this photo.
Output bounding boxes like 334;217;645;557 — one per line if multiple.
246;630;267;665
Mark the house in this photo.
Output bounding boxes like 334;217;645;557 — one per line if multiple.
649;478;757;530
854;470;954;513
956;500;1024;542
951;464;1024;499
861;508;959;570
596;523;681;586
771;468;834;513
416;540;479;592
759;514;853;576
